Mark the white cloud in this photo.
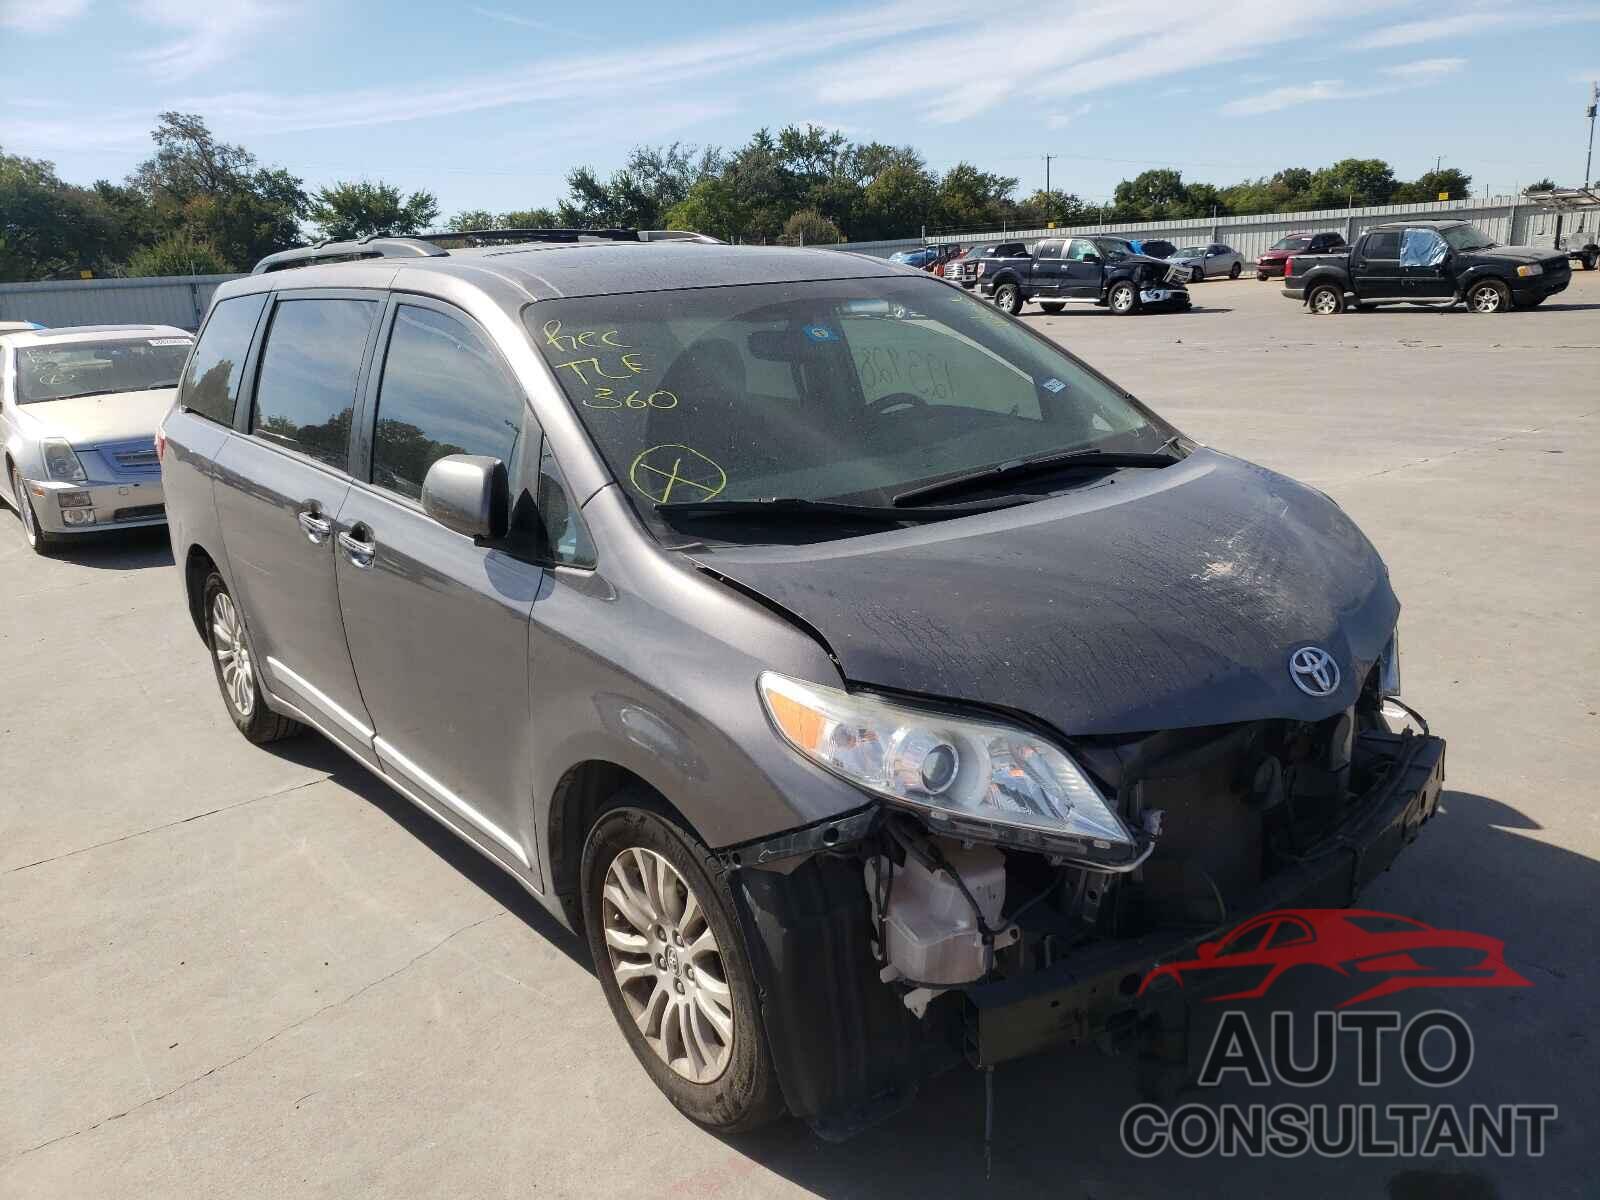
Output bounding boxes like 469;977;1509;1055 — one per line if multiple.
1351;7;1600;49
0;0;87;33
1380;56;1467;80
1046;102;1094;128
130;0;296;80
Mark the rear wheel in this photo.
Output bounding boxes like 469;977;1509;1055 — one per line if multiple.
1190;265;1204;284
9;465;56;556
1307;284;1344;315
1039;301;1065;314
203;572;303;743
582;796;783;1132
1467;279;1510;313
1581;249;1597;271
1229;261;1242;279
993;282;1023;314
1255;270;1269;281
1108;281;1138;315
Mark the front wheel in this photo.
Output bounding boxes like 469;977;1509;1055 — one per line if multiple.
1229;261;1242;279
1466;279;1510;313
1108;281;1138;315
1256;270;1269;281
1307;284;1344;315
993;282;1023;314
9;466;56;556
582;798;783;1132
1581;250;1597;271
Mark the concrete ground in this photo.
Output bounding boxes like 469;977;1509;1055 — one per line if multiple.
3;270;1596;1199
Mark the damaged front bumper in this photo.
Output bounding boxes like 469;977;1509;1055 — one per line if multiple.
723;724;1445;1138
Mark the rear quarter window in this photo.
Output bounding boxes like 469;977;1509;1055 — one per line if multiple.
180;293;268;425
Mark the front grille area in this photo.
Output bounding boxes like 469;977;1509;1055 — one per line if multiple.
1543;257;1571;275
112;503;165;522
114;448;159;468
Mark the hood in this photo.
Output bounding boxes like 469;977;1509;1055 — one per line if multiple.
1259;248;1296;261
1462;244;1557;264
687;450;1397;736
15;388;176;447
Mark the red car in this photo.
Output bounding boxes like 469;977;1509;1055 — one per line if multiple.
1256;231;1346;280
1138;909;1530;1008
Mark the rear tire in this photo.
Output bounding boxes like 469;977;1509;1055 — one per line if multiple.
1466;278;1510;313
1190;265;1204;284
1307;284;1344;315
1039;301;1065;314
993;282;1023;314
10;465;56;556
1108;281;1138;315
202;572;303;744
1255;270;1269;281
582;794;783;1133
1581;249;1597;271
1229;261;1242;279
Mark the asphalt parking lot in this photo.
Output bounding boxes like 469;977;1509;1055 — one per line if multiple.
4;270;1596;1199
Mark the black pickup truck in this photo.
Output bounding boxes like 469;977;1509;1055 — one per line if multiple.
1282;219;1572;314
977;235;1191;315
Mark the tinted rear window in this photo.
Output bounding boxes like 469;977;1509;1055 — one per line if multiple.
250;298;377;470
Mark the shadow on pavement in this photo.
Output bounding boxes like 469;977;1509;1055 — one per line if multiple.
35;525;173;570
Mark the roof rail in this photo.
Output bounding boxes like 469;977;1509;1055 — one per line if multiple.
411;227;641;245
250;227;665;273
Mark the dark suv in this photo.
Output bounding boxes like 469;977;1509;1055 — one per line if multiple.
159;230;1441;1138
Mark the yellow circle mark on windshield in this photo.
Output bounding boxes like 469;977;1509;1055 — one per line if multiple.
629;444;727;504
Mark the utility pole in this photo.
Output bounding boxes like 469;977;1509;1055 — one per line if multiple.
1585;81;1598;187
1043;155;1056;221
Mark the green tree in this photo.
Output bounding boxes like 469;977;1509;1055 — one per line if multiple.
1523;178;1557;193
660;177;750;241
779;209;843;246
500;207;560;227
1393;168;1473;203
1112;168;1188;220
447;209;499;232
935;162;1019;230
126;233;229;277
1302;158;1397;209
557;143;721;229
307;180;438;239
0;149;119;280
860;162;939;239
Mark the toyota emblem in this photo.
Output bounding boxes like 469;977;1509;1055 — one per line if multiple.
1288;646;1341;697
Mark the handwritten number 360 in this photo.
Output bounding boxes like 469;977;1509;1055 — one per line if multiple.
587;388;679;410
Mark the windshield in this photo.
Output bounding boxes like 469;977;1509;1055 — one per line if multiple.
1094;238;1133;261
529;276;1169;539
16;337;191;403
1270;237;1311;252
1175;245;1205;257
1441;224;1496;252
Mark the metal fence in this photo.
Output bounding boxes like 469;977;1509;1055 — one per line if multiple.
824;195;1597;262
0;274;243;331
3;194;1596;329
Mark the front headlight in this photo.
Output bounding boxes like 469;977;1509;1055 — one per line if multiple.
41;439;88;483
759;672;1133;854
1378;630;1402;697
1516;263;1543;277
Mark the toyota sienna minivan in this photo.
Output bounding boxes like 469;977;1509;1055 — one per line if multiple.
160;230;1443;1136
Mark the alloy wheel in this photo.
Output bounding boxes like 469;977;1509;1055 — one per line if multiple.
12;469;40;549
211;591;256;718
1311;288;1340;315
1470;284;1504;313
601;846;734;1084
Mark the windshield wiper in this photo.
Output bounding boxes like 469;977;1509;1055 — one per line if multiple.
892;446;1181;507
36;387;143;401
656;496;1026;525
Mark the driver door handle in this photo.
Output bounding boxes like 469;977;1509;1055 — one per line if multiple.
338;525;375;568
297;508;332;543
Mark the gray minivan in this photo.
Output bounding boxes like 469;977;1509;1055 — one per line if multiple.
159;233;1443;1136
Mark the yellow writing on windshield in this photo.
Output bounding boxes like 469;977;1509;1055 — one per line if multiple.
553;353;648;386
630;444;726;504
543;320;626;352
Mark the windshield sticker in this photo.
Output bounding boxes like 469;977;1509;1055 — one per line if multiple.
542;319;626;352
1041;377;1067;393
586;388;678;411
148;338;191;346
803;325;841;342
630;444;727;504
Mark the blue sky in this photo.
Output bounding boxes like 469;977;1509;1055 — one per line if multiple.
4;0;1599;222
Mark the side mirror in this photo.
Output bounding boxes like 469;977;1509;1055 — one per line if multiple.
422;454;509;540
1196;941;1219;961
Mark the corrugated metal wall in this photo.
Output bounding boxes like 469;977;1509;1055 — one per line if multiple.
0;274;243;331
826;195;1568;262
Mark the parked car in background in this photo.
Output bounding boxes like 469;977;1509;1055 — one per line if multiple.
1257;231;1346;280
951;241;1028;288
2;324;190;554
925;244;969;276
888;244;959;270
1167;243;1244;282
1128;238;1177;260
0;321;45;335
159;231;1438;1139
978;235;1191;314
1282;220;1571;314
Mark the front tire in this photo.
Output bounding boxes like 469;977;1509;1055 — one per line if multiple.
1581;250;1597;271
582;797;783;1133
993;282;1023;314
203;572;303;743
1467;279;1510;313
1307;284;1344;315
10;466;56;556
1108;281;1138;315
1256;270;1269;281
